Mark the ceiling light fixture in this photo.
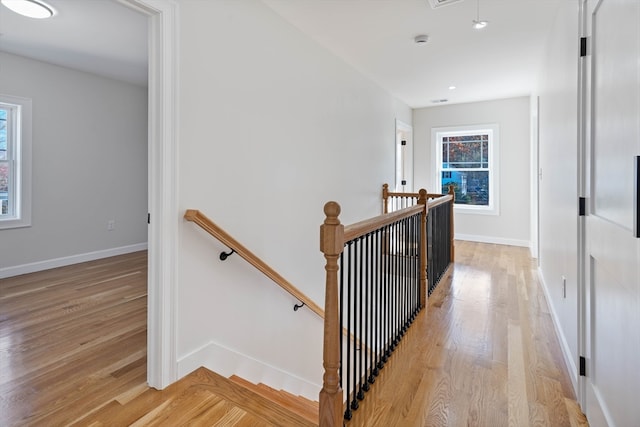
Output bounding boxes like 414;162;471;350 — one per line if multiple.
414;34;430;44
1;0;55;19
472;0;488;30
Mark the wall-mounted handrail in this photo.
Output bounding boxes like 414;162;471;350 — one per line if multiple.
184;209;324;318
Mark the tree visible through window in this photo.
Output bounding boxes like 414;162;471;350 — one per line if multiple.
434;124;498;214
441;133;489;205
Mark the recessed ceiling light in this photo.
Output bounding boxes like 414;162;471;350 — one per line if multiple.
448;86;457;90
472;20;488;30
1;0;55;19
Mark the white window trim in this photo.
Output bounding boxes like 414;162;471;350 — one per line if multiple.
432;123;499;215
0;94;32;229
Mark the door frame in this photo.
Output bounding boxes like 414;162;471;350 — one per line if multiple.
577;0;589;409
395;119;414;192
118;0;179;390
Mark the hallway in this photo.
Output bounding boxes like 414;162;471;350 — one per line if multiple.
0;242;587;425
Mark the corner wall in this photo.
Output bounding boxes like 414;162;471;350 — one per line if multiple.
0;52;148;276
413;96;531;247
535;1;580;391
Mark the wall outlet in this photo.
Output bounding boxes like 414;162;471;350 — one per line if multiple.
562;275;566;298
107;220;115;231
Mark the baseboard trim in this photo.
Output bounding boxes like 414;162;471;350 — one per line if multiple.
178;340;321;401
0;243;148;279
455;233;530;248
536;268;579;394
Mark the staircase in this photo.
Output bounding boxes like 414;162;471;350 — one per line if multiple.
71;367;318;426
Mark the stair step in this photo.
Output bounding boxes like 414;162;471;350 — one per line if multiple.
229;375;319;425
71;367;316;426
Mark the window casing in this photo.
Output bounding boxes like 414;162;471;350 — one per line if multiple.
0;95;32;229
433;124;499;215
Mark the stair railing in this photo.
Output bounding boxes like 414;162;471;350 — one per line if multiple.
184;209;323;318
425;193;455;294
382;183;444;214
383;183;455;275
319;190;429;426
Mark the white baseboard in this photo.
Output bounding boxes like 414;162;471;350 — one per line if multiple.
178;340;321;401
455;233;530;248
536;268;579;394
0;243;148;279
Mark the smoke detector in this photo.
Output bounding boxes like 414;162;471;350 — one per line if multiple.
414;34;430;44
428;0;464;9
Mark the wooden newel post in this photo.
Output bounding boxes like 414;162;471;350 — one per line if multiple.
448;184;455;262
382;183;389;214
417;189;428;309
319;202;344;427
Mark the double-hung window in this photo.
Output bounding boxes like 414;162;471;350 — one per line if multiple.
433;124;499;214
0;95;32;229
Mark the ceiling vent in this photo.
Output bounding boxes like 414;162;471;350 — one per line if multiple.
427;0;464;9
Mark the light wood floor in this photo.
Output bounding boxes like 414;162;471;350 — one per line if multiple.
346;241;588;427
0;251;148;426
0;242;588;426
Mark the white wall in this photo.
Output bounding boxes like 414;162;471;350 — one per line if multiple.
534;1;580;392
0;52;148;275
413;97;531;247
176;0;411;398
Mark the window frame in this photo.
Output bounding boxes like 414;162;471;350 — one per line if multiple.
0;94;32;229
432;124;499;215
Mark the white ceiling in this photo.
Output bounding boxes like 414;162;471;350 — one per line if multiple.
0;0;563;107
0;0;148;86
263;0;563;108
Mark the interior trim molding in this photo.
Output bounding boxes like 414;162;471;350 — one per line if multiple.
0;243;148;279
119;0;180;390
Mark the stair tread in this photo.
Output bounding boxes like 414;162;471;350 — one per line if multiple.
229;375;319;424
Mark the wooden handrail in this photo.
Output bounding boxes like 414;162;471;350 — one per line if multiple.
344;204;425;242
184;209;324;319
427;193;453;209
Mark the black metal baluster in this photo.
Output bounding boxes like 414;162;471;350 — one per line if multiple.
363;234;371;392
391;222;400;350
375;228;384;372
383;224;390;363
369;231;377;382
351;240;359;412
344;242;353;420
339;252;344;394
357;237;365;401
402;217;408;333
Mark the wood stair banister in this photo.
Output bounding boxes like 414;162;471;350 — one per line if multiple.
184;209;324;319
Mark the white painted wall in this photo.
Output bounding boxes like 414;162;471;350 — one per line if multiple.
413;97;531;247
534;1;581;393
0;52;148;274
176;0;411;398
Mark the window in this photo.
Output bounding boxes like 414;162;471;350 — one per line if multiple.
0;95;32;229
433;124;499;214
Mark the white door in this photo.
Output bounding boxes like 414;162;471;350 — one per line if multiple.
583;0;640;425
